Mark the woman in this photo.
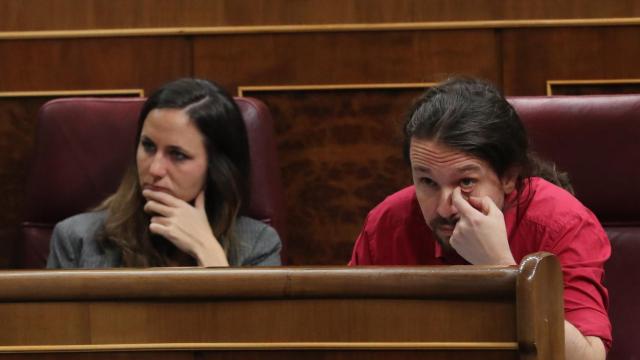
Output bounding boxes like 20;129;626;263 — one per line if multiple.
47;78;282;268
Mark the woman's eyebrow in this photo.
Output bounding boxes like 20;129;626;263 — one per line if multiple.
167;145;192;155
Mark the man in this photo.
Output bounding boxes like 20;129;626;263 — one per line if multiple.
349;77;611;360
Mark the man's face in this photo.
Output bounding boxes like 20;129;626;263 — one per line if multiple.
409;138;516;249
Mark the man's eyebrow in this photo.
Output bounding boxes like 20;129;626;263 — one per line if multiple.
412;165;432;173
455;164;483;173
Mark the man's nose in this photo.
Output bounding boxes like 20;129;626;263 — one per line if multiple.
148;154;168;177
436;188;458;219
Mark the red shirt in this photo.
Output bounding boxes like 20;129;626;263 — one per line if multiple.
349;177;612;349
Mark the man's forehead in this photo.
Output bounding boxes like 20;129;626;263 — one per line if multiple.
409;139;484;171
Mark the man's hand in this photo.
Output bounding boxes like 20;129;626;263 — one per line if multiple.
449;187;516;265
565;320;606;360
142;189;229;267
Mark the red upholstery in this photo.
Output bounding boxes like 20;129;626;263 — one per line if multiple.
509;95;640;360
18;97;286;267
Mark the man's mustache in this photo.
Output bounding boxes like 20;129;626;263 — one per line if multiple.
430;216;459;228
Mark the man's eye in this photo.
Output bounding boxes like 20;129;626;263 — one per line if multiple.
421;177;437;188
460;178;476;189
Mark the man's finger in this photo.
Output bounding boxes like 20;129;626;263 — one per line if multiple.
451;187;480;216
467;196;487;214
469;196;499;216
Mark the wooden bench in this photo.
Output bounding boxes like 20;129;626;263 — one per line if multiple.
0;252;563;359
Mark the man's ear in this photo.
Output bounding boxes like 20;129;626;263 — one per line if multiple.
501;167;520;194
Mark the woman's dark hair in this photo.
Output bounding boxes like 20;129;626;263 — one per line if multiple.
403;77;573;197
98;78;250;266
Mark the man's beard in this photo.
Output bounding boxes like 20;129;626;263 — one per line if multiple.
429;215;459;254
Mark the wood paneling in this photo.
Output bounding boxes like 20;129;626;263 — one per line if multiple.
0;299;515;343
0;15;638;267
193;30;500;95
2;0;640;32
0;254;565;358
0;38;191;91
547;80;640;95
242;88;418;265
501;26;640;95
0;353;192;360
0;351;514;360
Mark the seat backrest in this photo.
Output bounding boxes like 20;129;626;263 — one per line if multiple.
19;97;286;267
509;95;640;360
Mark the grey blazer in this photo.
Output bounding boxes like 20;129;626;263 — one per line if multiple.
47;211;282;268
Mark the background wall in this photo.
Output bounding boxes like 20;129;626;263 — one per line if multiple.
2;0;640;266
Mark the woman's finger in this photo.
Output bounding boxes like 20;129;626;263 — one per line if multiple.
144;200;174;216
142;189;184;207
195;190;206;210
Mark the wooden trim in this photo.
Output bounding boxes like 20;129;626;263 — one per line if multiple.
516;252;565;359
2;17;640;40
237;82;434;97
0;89;144;98
0;267;517;300
0;341;519;353
546;79;640;95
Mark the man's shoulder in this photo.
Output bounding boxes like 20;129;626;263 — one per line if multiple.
520;177;600;229
527;177;590;212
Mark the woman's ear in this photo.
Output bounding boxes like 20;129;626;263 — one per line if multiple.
501;167;520;195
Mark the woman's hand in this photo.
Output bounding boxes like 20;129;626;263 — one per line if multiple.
449;187;516;265
142;189;229;267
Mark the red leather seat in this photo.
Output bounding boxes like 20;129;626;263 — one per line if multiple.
19;97;286;267
509;94;640;359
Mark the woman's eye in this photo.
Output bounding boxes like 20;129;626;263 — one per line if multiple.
140;139;156;153
460;178;476;189
170;150;188;161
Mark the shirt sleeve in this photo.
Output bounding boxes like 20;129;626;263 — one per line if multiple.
545;213;612;350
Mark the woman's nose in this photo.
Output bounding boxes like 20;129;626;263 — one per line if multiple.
148;154;167;177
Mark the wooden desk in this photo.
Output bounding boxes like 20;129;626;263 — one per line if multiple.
0;252;563;359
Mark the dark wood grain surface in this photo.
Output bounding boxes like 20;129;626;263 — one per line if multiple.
1;5;639;267
2;0;640;31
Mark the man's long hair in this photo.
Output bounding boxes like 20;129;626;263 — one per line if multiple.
403;77;573;198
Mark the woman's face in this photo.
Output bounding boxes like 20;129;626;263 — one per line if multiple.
136;108;208;202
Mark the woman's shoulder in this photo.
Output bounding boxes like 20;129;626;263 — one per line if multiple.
232;216;282;266
235;216;271;232
48;210;120;269
234;216;280;245
54;210;108;237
